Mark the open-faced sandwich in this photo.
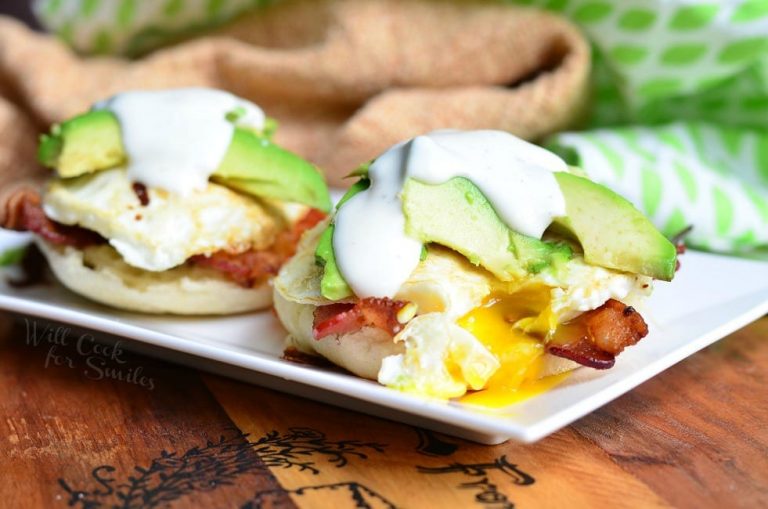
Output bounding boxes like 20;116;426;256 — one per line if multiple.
15;88;330;315
274;130;677;403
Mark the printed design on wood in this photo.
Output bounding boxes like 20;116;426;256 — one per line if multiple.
58;431;270;509
58;427;387;508
252;427;387;475
244;482;399;509
417;455;535;509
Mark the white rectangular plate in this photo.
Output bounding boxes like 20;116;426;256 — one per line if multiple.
2;250;767;444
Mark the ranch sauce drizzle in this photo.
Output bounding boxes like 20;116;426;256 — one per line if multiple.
333;130;567;298
96;88;265;195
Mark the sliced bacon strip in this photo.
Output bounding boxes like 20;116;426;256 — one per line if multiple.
16;198;323;285
310;295;646;370
283;347;338;368
270;208;327;259
191;249;282;287
190;208;326;287
582;299;648;355
312;297;408;340
132;182;150;206
19;198;105;248
547;299;648;369
547;339;616;369
675;242;685;272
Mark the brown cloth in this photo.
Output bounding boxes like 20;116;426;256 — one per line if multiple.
0;0;590;229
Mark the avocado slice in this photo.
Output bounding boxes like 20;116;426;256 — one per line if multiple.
316;176;572;300
212;129;331;212
38;110;126;178
315;169;675;301
315;225;353;300
314;178;370;299
38;110;331;212
552;172;676;281
402;177;571;281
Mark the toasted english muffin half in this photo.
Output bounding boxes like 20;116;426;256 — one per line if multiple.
39;240;272;315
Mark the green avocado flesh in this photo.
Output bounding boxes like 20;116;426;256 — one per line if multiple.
315;225;353;300
316;171;676;300
38;110;125;178
402;177;572;281
553;172;677;281
315;177;573;300
212;129;331;212
38;111;331;212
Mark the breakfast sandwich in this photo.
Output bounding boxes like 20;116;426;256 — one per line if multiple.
273;130;677;402
15;88;331;315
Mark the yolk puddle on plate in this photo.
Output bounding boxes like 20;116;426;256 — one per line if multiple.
457;287;570;408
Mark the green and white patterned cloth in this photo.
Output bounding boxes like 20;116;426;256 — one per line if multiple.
509;0;768;256
511;0;768;127
30;0;768;256
33;0;274;56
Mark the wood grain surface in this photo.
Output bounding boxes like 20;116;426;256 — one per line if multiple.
0;310;766;509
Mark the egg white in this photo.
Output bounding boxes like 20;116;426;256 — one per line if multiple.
43;168;280;272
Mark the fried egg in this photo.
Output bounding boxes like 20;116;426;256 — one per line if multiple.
377;247;654;399
43;168;280;272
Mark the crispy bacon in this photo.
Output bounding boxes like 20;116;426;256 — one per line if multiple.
675;243;685;272
547;299;648;369
190;208;326;287
132;182;150;206
547;339;616;369
18;198;104;248
310;295;646;370
190;249;281;287
312;298;408;340
672;226;690;273
283;347;338;368
15;198;323;285
583;300;648;354
270;208;327;258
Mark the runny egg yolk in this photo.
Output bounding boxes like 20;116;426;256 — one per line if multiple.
457;286;570;408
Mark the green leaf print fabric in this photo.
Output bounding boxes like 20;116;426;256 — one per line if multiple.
510;0;768;255
32;0;275;56
511;0;768;127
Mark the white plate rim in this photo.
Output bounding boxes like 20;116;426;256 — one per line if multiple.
2;250;767;443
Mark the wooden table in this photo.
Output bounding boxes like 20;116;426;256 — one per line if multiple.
1;310;766;509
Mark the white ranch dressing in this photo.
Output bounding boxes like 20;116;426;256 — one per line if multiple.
333;130;567;298
96;88;265;195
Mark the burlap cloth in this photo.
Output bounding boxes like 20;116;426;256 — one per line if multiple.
0;0;590;229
